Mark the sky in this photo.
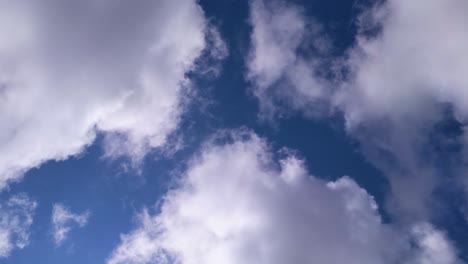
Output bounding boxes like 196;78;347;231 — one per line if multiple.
0;0;468;263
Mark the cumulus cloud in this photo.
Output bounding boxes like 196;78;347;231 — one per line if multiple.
0;0;225;189
0;194;37;258
107;132;461;264
336;0;468;218
340;0;468;125
51;203;90;246
247;0;468;219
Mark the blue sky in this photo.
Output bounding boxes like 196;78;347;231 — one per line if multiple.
1;0;468;263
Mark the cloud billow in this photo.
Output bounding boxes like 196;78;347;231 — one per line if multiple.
0;0;224;189
107;132;461;264
247;0;468;220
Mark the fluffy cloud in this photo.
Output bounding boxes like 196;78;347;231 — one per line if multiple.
0;0;224;189
51;203;90;246
0;194;37;258
336;0;468;217
408;224;461;264
247;0;468;219
340;0;468;125
107;132;461;264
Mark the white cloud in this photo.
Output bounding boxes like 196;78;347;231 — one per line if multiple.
339;0;468;126
0;194;37;258
51;203;90;246
0;0;224;189
107;132;461;264
408;224;461;264
247;0;330;117
249;0;468;124
337;1;468;218
247;0;468;219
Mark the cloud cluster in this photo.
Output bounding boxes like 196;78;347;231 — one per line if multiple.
107;132;461;264
247;0;468;219
0;0;223;189
51;203;90;246
337;0;468;218
0;194;37;258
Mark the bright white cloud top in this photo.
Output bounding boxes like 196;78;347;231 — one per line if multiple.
0;0;223;189
51;203;90;246
0;194;37;258
107;132;461;264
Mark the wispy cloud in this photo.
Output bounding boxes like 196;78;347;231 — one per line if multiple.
51;203;90;246
0;194;37;258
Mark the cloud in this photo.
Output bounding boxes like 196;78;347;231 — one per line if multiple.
51;203;90;246
247;0;331;117
0;0;225;189
107;132;461;264
0;194;37;258
408;224;461;264
247;0;468;219
335;0;468;218
339;0;468;125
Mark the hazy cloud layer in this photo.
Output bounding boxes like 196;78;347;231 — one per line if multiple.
0;194;37;258
0;0;224;189
107;132;461;264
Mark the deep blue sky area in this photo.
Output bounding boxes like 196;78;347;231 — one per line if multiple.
1;0;467;263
